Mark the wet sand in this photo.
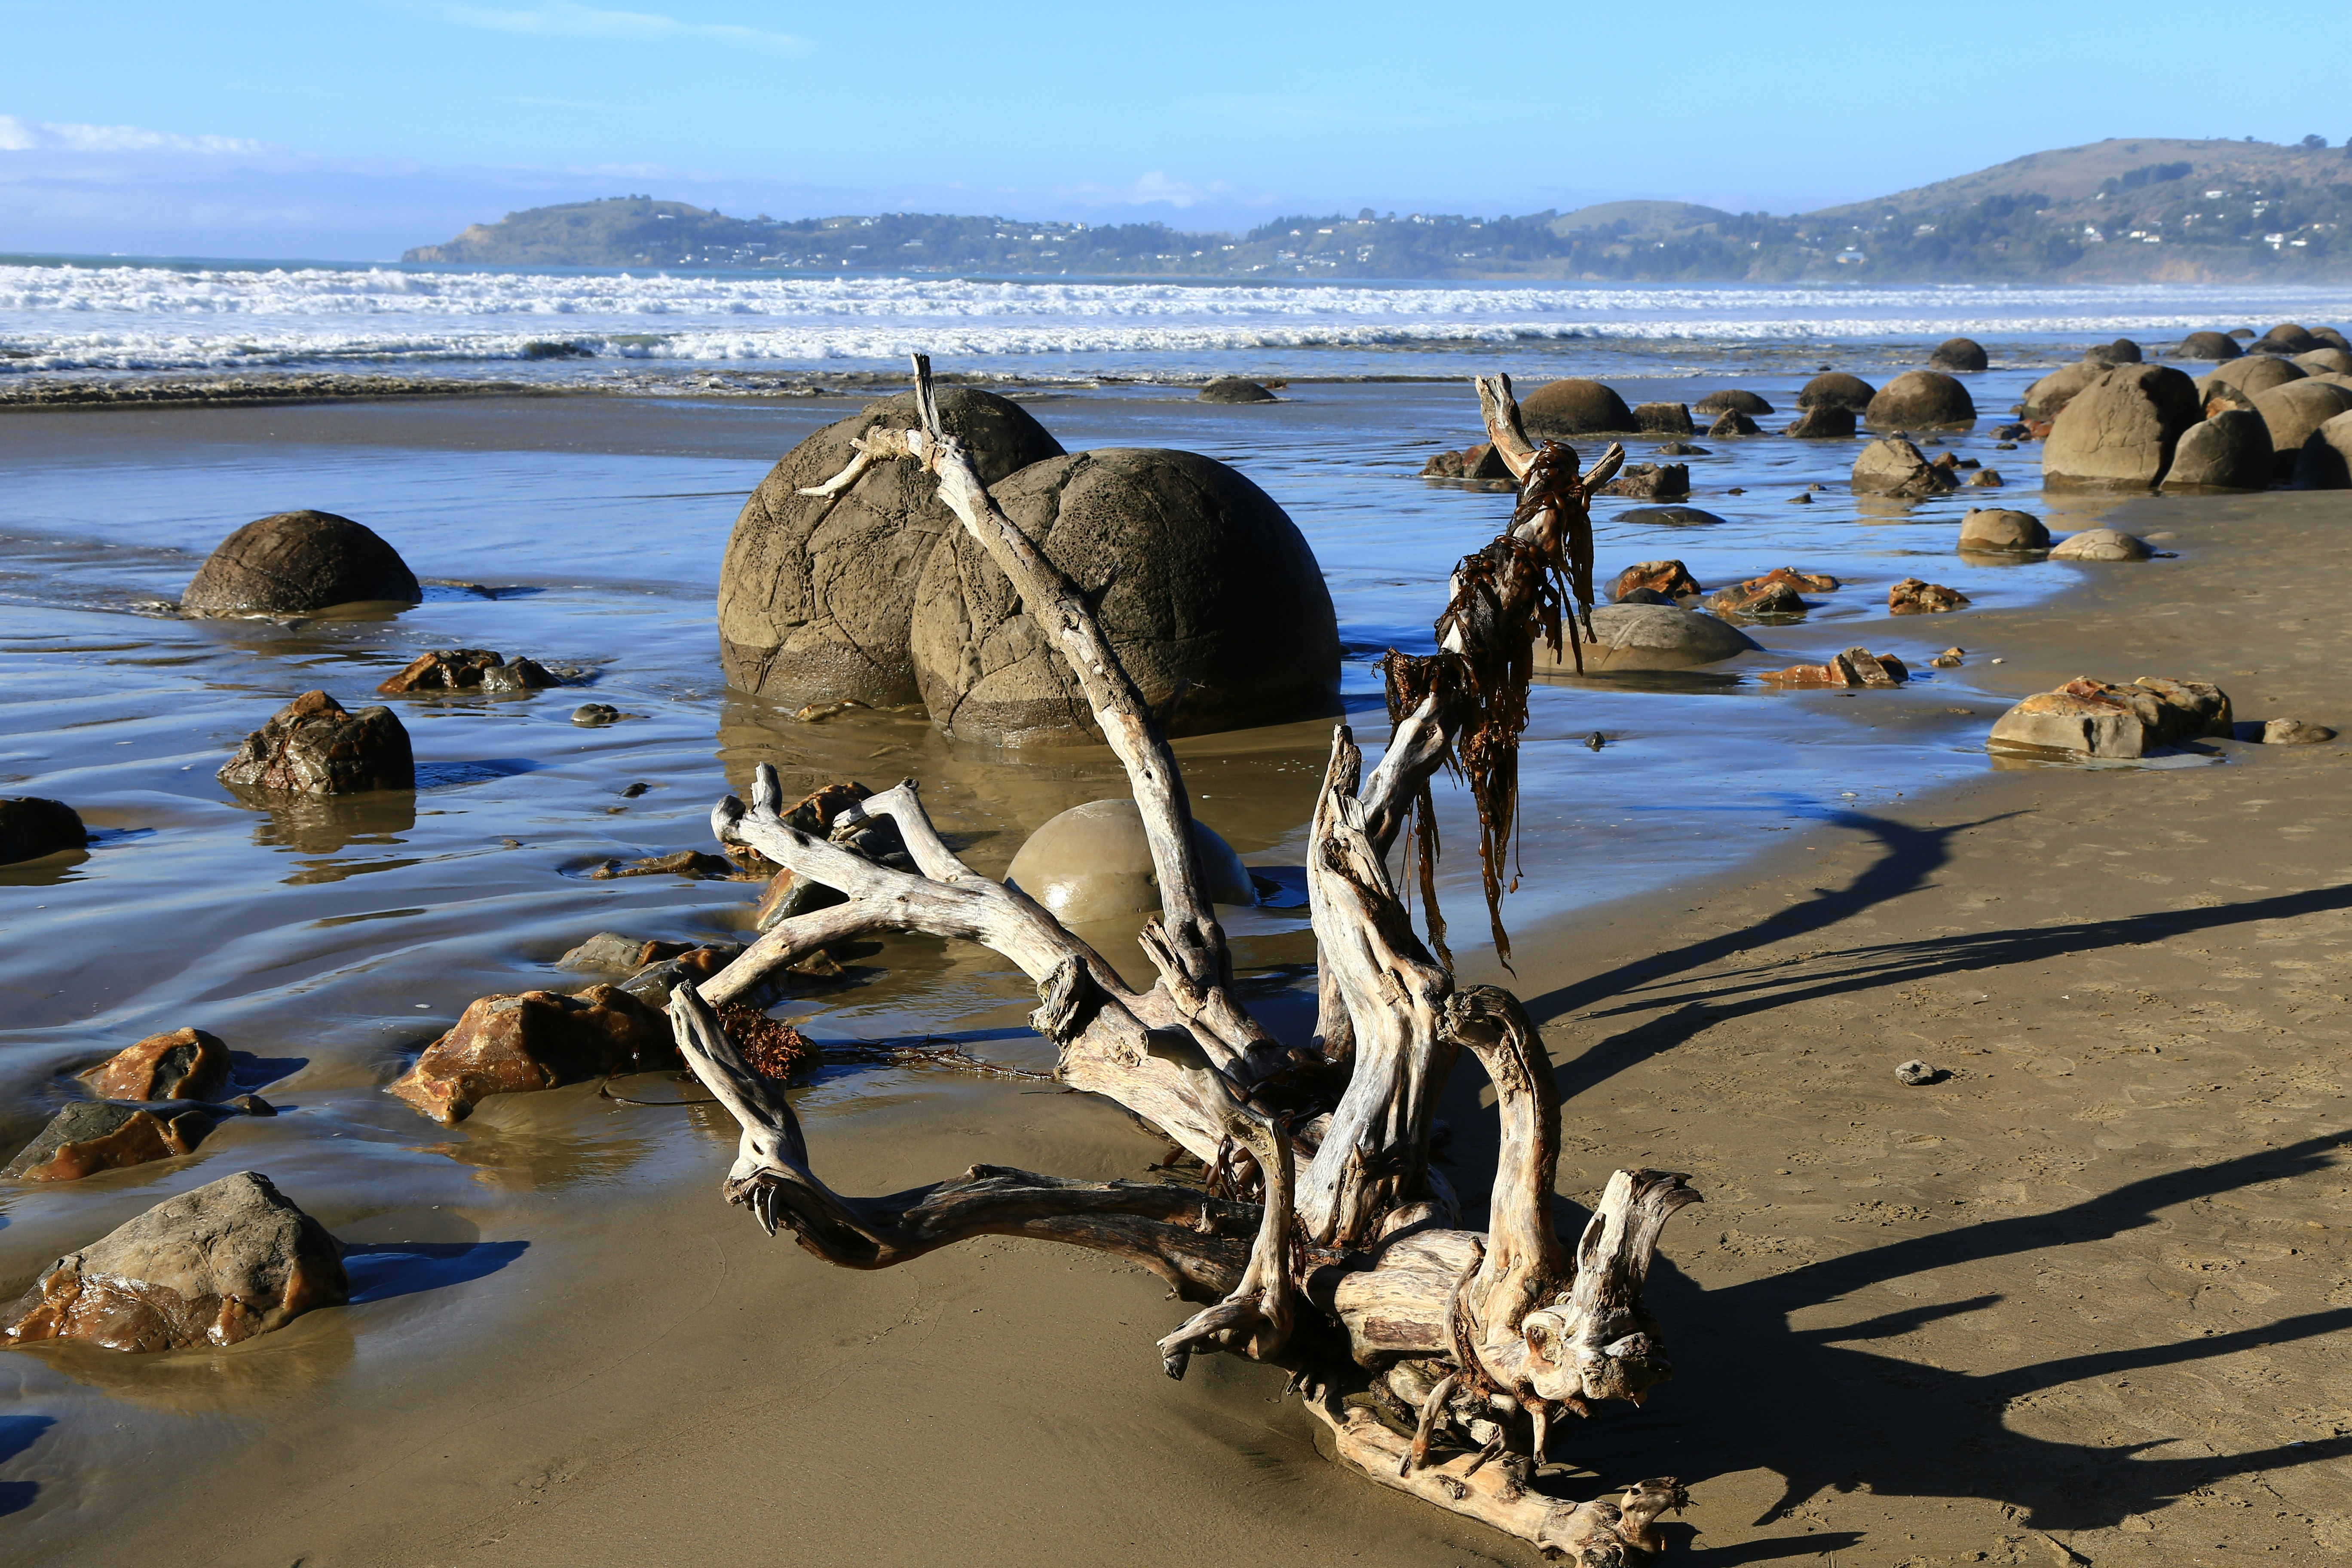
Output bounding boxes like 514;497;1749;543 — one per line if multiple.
3;403;2349;1564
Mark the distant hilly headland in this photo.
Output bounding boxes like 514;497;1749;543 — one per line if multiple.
405;137;2352;283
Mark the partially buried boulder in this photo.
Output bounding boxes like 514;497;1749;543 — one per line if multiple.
1519;378;1636;437
1930;338;1989;373
3;1100;235;1182
2252;381;2352;481
1989;676;2231;759
2021;362;2108;421
1615;504;1724;527
1707;568;1836;618
181;511;420;617
1706;409;1763;438
1608;560;1702;601
1851;436;1955;497
2041;364;2202;487
1600;462;1690;499
2051;529;2156;561
1199;378;1277;404
1634;402;1694;436
2;1171;346;1351
0;796;87;866
2165;410;2273;490
716;389;1066;708
2294;410;2352;490
2257;324;2319;354
1694;390;1773;416
2176;331;2242;361
2083;339;2144;366
2294;349;2352;376
1797;372;1875;414
1758;648;1908;688
377;649;557;695
1784;404;1857;439
1865;371;1975;430
1958;508;2051;553
909;449;1340;746
1539;604;1757;673
217;691;413;795
80;1027;231;1101
389;983;674;1124
1005;799;1253;922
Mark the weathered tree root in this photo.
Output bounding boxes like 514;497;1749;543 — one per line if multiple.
671;356;1700;1557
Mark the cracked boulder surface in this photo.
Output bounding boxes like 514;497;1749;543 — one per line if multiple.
217;690;414;795
716;387;1066;708
908;447;1341;746
181;509;420;616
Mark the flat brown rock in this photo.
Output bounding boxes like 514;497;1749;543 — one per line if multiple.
377;649;558;695
1758;648;1909;688
389;983;675;1123
1889;578;1970;614
2;1101;224;1182
79;1026;231;1101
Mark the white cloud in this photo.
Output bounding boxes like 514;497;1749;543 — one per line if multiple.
422;2;803;51
0;116;270;156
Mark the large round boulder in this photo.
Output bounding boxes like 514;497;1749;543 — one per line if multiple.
1519;378;1636;437
2315;328;2352;352
0;797;87;865
2258;323;2319;354
2041;364;2202;488
2050;529;2154;562
1865;371;1975;430
2022;361;2107;421
2164;410;2273;490
1694;389;1773;416
2294;410;2352;490
2251;381;2352;481
1930;337;1989;372
2083;338;2144;366
716;389;1066;706
1797;372;1875;413
2295;348;2352;376
1199;378;1277;404
1537;604;1757;673
2208;356;2307;398
2177;331;2242;361
181;511;419;617
1785;404;1858;439
1005;799;1253;922
910;449;1340;746
1957;509;2051;553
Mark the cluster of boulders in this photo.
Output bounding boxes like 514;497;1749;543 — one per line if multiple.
1759;648;1910;688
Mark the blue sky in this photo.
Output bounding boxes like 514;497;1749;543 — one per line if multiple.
3;0;2349;259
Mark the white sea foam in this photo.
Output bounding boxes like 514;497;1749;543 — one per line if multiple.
3;262;2348;379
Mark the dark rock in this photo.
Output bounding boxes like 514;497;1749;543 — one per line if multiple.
1;1171;347;1351
1537;604;1758;673
2253;381;2352;481
1797;372;1876;413
1784;404;1857;439
2165;410;2273;490
1614;505;1726;527
3;1100;235;1182
909;449;1340;746
717;389;1066;708
377;649;558;695
1850;436;1954;496
1652;440;1709;456
80;1027;231;1101
1461;442;1512;481
1930;337;1989;372
1633;402;1694;436
181;511;420;617
572;703;619;726
2314;328;2352;353
2228;328;2256;340
2042;364;2202;488
1608;560;1702;601
390;983;676;1123
217;691;413;795
2257;323;2320;354
1615;587;1672;605
1967;469;2006;487
2262;719;2337;745
2177;331;2242;361
1419;449;1466;478
747;781;891;931
1958;508;2051;553
2083;338;2144;366
1988;422;2033;441
1519;378;1636;437
2294;409;2352;490
1865;371;1976;430
1889;578;1969;614
1006;799;1252;921
1198;378;1277;404
1706;409;1763;438
1599;463;1689;499
1694;389;1773;416
586;850;742;880
0;797;87;865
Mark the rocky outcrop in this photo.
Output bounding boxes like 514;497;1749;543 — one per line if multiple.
181;511;420;617
1706;409;1763;438
389;983;676;1123
2051;529;2155;561
1851;436;1954;496
2;1171;346;1351
1930;338;1989;372
1957;508;2052;553
2041;364;2202;487
2252;381;2352;481
1519;378;1636;436
1889;578;1969;613
1600;463;1690;499
1865;371;1975;430
2;1100;240;1182
1758;648;1908;687
80;1027;232;1101
1538;604;1758;673
217;691;414;795
1988;676;2232;759
717;388;1067;707
1797;372;1875;413
2021;361;2107;421
910;448;1339;747
2176;331;2242;361
1694;390;1773;416
1198;378;1277;403
2294;410;2352;489
1608;560;1702;601
1633;402;1694;436
1005;799;1253;922
2165;410;2273;490
1784;404;1857;439
377;649;558;695
0;797;86;865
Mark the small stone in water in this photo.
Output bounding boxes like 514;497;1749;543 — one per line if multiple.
1896;1059;1937;1086
573;704;619;726
1586;731;1605;751
622;782;649;798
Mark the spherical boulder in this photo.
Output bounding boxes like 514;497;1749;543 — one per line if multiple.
2209;355;2307;398
2041;364;2202;488
1519;378;1636;437
2251;380;2352;481
1785;404;1857;439
2294;348;2352;376
2313;328;2352;353
2051;529;2155;562
0;796;87;866
1930;337;1989;372
1797;372;1875;413
717;389;1066;707
2022;361;2107;421
2294;409;2352;490
1006;799;1253;922
2177;331;2242;361
909;449;1340;746
181;511;419;617
1865;371;1975;430
1957;509;2051;553
1694;389;1773;416
1199;378;1277;404
2083;338;2144;366
2258;323;2319;354
2165;410;2273;490
1537;603;1758;674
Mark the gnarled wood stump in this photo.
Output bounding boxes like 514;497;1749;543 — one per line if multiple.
670;358;1699;1560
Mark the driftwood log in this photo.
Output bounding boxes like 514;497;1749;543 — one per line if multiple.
669;357;1700;1561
